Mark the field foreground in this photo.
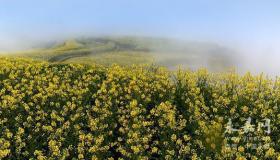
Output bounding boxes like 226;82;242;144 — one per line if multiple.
0;57;280;159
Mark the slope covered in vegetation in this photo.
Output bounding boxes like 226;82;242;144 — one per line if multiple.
0;57;279;159
1;37;235;71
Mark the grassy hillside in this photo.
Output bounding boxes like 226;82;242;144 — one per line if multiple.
1;37;236;71
0;57;279;159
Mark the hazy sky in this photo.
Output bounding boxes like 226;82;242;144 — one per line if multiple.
1;0;280;74
1;1;280;41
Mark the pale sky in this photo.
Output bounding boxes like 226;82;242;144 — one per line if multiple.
1;0;280;75
1;1;280;44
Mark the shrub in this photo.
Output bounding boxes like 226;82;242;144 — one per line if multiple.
0;57;279;159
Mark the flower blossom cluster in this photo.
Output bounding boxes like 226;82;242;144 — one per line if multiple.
0;57;280;159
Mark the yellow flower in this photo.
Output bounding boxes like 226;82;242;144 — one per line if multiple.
265;148;275;157
210;143;216;149
131;146;140;154
183;135;191;141
230;108;235;114
0;149;10;159
237;156;246;160
171;134;177;142
152;147;158;153
238;146;245;152
242;106;249;112
78;154;84;159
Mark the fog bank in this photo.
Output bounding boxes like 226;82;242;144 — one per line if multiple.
1;33;280;76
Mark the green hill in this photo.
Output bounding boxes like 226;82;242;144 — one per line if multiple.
1;36;236;71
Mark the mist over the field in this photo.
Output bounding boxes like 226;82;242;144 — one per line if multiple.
1;32;280;76
1;1;280;75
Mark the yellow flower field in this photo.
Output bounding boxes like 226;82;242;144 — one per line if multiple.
0;57;280;159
